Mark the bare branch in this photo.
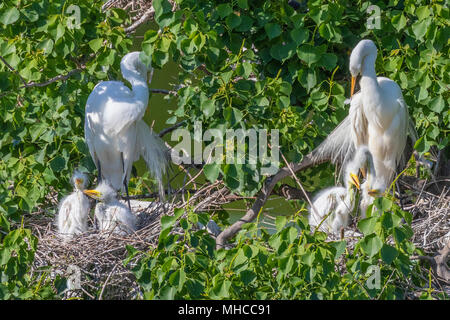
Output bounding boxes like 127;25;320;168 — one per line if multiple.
19;68;84;89
124;7;155;33
216;152;323;249
158;121;185;138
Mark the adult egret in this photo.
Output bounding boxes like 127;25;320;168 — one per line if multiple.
348;39;410;186
308;146;371;235
57;171;91;239
83;181;136;235
84;51;168;208
312;39;415;188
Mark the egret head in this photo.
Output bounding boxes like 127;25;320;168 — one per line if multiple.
366;178;387;199
83;181;117;203
72;170;88;191
344;145;373;190
120;51;153;84
349;39;377;96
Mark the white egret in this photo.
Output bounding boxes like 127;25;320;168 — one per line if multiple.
312;39;416;189
84;51;168;208
83;181;136;235
57;171;91;239
308;146;369;235
348;39;410;185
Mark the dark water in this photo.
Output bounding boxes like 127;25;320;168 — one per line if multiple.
132;23;297;225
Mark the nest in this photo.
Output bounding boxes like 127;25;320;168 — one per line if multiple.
28;200;171;299
28;181;243;299
27;170;449;299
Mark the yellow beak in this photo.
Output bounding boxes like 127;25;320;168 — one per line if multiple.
368;189;379;197
83;189;102;199
351;76;356;97
350;173;360;190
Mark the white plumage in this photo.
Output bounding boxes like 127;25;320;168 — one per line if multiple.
57;171;91;239
312;39;415;188
360;165;388;218
83;181;136;235
348;39;409;187
84;51;168;201
309;146;371;235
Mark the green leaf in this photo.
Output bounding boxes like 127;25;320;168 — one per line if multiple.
275;216;287;231
297;44;322;66
216;4;233;19
153;0;172;20
88;39;103;53
223;107;243;125
318;53;337;71
411;19;429;40
201;99;216;118
203;163;220;182
0;7;20;25
240;270;256;286
264;23;282;40
49;156;66;172
226;14;241;29
331;240;347;259
357;216;378;236
359;234;383;257
380;244;398;264
290;27;309;45
429;96;444;113
391;13;407;31
237;0;249;9
37;39;54;55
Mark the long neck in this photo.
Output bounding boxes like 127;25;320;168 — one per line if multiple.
124;71;149;105
359;52;379;94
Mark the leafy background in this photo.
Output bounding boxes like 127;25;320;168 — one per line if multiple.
0;0;448;299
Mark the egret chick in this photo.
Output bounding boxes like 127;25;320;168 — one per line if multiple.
57;171;90;239
360;175;388;218
83;181;136;235
308;153;364;235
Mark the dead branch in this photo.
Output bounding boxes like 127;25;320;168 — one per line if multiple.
216;152;323;249
124;7;155;33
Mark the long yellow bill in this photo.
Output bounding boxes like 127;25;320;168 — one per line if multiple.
368;189;379;197
350;173;360;190
83;189;102;199
351;76;356;97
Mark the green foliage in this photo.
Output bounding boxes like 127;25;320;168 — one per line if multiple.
0;0;448;300
140;0;449;197
0;0;131;219
0;0;132;298
128;202;431;300
0;223;63;299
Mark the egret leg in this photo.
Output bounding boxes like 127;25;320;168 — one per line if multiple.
121;152;132;212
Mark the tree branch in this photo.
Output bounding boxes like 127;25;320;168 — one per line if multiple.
124;7;155;34
19;68;84;89
215;152;324;249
